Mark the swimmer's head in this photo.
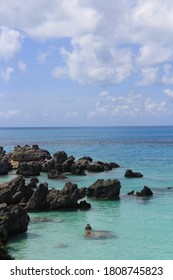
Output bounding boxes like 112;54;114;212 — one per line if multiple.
85;224;92;230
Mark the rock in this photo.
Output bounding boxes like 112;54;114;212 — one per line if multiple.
46;182;89;210
87;179;121;200
0;204;29;240
25;183;49;211
48;171;66;179
124;169;143;178
0;176;35;206
0;147;6;158
30;177;39;184
62;157;75;173
41;159;56;172
78;200;91;210
110;162;120;168
53;151;68;164
0;157;10;175
86;162;105;172
127;190;135;195
76;157;119;172
0;176;90;212
0;204;29;259
70;164;86;175
76;157;93;169
16;161;41;176
136;186;153;197
7;145;51;163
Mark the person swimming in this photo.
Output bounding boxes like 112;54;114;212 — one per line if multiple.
85;224;92;235
85;224;116;239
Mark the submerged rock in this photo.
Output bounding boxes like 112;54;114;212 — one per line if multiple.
87;179;121;200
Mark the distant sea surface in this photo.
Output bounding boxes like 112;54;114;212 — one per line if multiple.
1;126;173;260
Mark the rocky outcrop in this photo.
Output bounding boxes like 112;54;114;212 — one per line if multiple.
53;151;68;164
0;147;11;175
0;203;29;259
16;162;41;176
48;171;67;180
25;183;49;210
136;186;153;197
46;182;90;210
0;176;90;211
87;179;121;200
0;147;6;158
0;203;29;242
127;186;153;197
0;176;36;205
124;169;143;178
2;145;120;178
0;157;10;175
76;156;119;173
7;144;51;164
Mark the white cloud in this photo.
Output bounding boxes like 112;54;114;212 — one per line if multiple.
0;26;23;60
0;67;14;82
137;67;159;86
0;110;20;118
18;61;26;71
1;1;173;85
145;98;167;114
164;89;173;98
99;91;109;97
162;64;173;84
88;91;169;119
0;0;101;39
65;111;78;118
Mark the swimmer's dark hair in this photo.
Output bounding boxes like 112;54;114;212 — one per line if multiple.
85;224;92;230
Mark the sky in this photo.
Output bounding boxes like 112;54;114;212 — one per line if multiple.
0;0;173;127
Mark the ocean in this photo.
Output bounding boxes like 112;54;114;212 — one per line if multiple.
0;126;173;260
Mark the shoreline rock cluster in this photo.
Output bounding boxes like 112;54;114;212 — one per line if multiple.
2;145;120;177
0;144;152;259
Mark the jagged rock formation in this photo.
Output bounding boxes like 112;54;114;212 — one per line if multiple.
0;176;90;211
87;179;121;200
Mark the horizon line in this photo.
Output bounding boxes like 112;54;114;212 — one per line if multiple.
0;125;173;129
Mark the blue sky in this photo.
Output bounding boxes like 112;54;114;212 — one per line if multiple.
0;0;173;127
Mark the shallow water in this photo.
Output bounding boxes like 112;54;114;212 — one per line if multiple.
0;126;173;259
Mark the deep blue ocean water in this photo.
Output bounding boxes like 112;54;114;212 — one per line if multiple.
0;126;173;260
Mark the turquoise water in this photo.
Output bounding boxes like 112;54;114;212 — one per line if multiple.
1;126;173;259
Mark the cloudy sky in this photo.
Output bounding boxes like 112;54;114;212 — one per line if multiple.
0;0;173;127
